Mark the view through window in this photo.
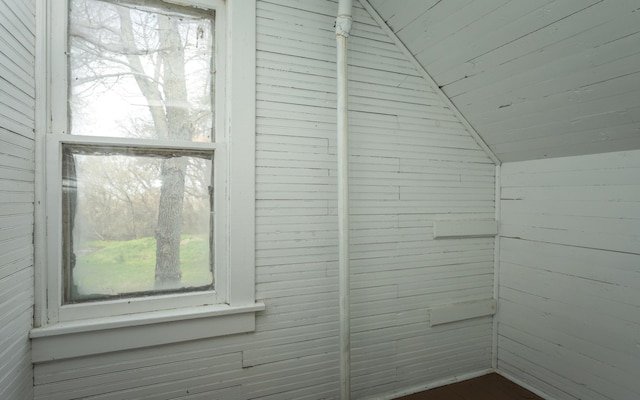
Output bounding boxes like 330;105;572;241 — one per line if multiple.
64;0;216;303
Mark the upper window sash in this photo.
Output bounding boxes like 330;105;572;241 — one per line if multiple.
67;0;216;143
49;0;227;144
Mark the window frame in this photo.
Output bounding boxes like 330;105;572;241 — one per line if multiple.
31;0;261;363
47;135;226;322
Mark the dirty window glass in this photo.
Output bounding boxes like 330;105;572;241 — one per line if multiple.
68;0;215;142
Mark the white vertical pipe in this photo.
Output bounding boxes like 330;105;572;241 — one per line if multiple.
336;1;352;399
338;0;353;17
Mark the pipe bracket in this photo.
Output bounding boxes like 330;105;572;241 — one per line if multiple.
335;15;353;37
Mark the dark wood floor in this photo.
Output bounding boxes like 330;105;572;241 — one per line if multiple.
394;373;543;400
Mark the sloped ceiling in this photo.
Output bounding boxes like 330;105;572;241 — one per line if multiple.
366;0;640;163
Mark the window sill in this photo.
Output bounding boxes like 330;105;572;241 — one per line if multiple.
30;302;265;363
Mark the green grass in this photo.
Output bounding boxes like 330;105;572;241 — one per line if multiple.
73;235;213;297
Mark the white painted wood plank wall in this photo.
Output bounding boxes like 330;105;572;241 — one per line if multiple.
347;3;495;399
367;0;640;163
34;2;341;398
498;150;640;400
31;1;496;399
0;0;36;399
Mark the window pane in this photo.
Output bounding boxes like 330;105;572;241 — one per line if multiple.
62;145;214;303
68;0;214;142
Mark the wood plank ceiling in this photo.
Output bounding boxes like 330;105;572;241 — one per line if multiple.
366;0;640;163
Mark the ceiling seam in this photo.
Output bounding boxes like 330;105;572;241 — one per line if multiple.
358;0;501;166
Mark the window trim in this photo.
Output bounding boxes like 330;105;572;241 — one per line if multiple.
32;0;261;362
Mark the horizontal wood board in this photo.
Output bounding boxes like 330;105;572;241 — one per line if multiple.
31;1;495;399
0;1;36;400
367;0;640;162
497;150;640;400
347;4;495;399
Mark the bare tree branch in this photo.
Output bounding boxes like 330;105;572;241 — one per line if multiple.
72;71;160;86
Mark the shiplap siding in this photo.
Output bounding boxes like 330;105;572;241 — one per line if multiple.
367;0;640;162
33;1;341;399
0;0;36;399
498;150;640;400
348;4;495;399
31;1;496;399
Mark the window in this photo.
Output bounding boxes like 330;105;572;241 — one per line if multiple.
63;0;218;307
31;0;261;362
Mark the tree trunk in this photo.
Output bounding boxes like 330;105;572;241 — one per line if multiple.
153;14;193;289
154;157;186;289
117;8;196;290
